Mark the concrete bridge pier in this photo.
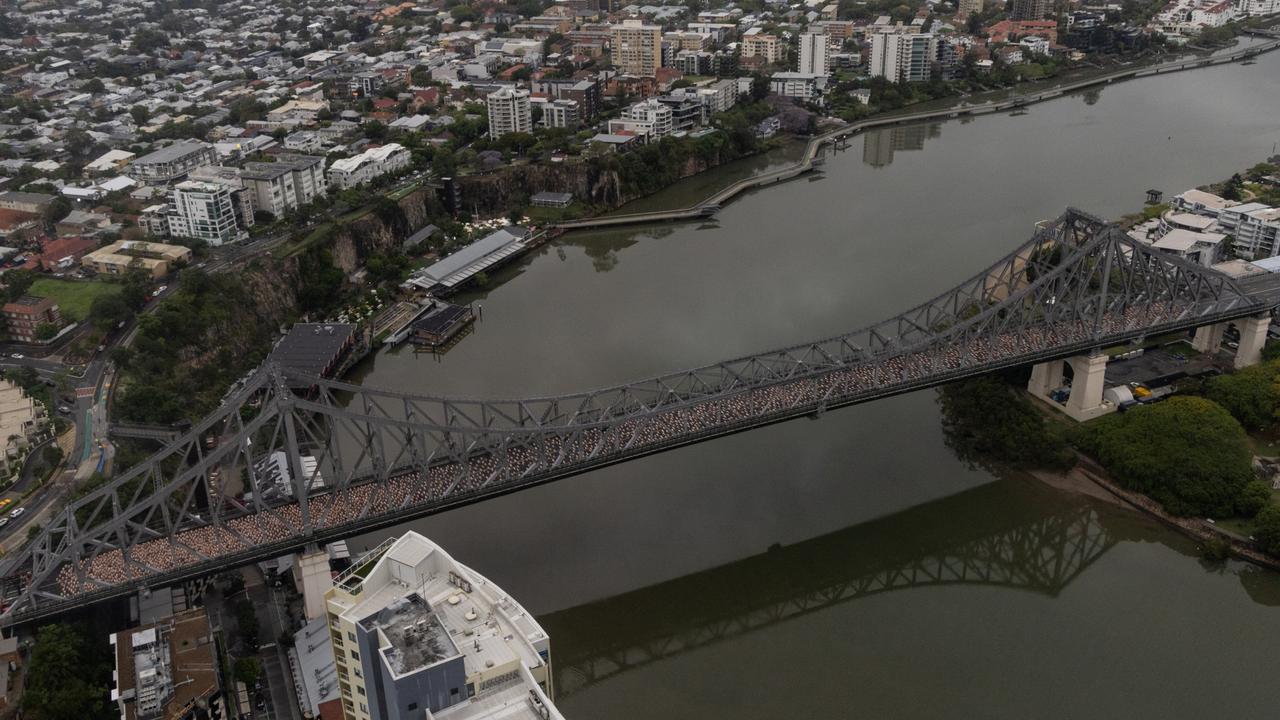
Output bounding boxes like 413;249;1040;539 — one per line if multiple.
1234;314;1270;369
294;548;331;621
1065;352;1111;422
1027;361;1064;397
1191;323;1226;353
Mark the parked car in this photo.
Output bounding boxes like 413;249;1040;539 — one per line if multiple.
57;406;72;414
10;353;23;360
10;507;25;519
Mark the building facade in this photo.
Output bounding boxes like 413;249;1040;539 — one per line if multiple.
869;32;938;83
2;296;61;343
327;144;412;190
742;33;786;64
82;240;193;278
486;87;533;138
611;19;662;76
127;142;217;185
166;181;240;245
798;30;831;76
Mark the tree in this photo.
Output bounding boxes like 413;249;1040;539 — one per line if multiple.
21;624;108;720
88;293;133;329
233;657;262;686
938;374;1075;471
34;322;59;341
44;196;72;228
1204;360;1280;431
1072;397;1255;517
1222;173;1245;201
1256;505;1280;555
120;270;153;309
235;599;260;650
3;269;36;302
130;105;150;126
1237;479;1273;517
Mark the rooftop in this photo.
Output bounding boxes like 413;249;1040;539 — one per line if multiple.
359;593;459;676
267;323;356;378
132;141;211;165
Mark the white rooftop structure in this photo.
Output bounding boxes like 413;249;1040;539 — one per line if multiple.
325;532;563;720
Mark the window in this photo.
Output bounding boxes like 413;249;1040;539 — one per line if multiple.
354;669;362;678
407;703;418;712
357;686;365;696
351;650;360;661
359;703;368;714
347;631;356;642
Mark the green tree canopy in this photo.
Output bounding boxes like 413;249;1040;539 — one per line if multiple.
21;624;108;720
1204;360;1280;431
938;374;1075;470
1073;396;1255;517
1256;505;1280;555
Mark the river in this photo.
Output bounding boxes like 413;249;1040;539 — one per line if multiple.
347;48;1280;718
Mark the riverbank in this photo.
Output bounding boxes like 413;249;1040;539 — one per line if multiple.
1072;457;1280;570
554;29;1280;233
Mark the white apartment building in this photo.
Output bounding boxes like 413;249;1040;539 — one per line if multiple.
1225;204;1280;259
486;87;533;139
323;532;564;720
608;98;674;140
1240;0;1280;14
166;180;240;245
797;30;831;76
869;31;938;83
327;144;412;190
611;18;663;76
769;72;828;100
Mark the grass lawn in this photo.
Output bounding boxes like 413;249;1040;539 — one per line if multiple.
28;278;121;322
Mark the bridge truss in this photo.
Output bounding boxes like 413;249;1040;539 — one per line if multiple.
0;208;1266;623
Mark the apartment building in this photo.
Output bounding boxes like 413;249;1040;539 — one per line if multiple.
486;87;533;138
2;296;61;343
323;533;563;720
608;98;674;140
82;240;193;278
126;141;217;185
166;180;240;245
531;97;580;128
869;31;938;83
611;18;662;76
0;380;45;475
327;144;412;190
240;155;327;219
741;33;786;64
798;30;831;76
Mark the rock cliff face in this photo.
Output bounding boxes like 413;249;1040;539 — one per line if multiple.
455;155;722;217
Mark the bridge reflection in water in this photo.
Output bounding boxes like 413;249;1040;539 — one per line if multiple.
542;481;1122;698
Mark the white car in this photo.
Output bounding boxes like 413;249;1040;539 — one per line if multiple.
10;353;23;360
9;507;24;519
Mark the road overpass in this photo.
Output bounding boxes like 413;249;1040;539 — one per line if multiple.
2;208;1276;625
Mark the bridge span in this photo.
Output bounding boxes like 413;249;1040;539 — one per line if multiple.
2;208;1277;624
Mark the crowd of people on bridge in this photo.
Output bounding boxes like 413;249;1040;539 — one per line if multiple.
53;301;1183;596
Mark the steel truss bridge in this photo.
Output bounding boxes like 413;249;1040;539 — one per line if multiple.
3;208;1276;624
544;483;1120;697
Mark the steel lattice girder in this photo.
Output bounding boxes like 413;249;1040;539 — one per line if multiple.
0;208;1268;623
